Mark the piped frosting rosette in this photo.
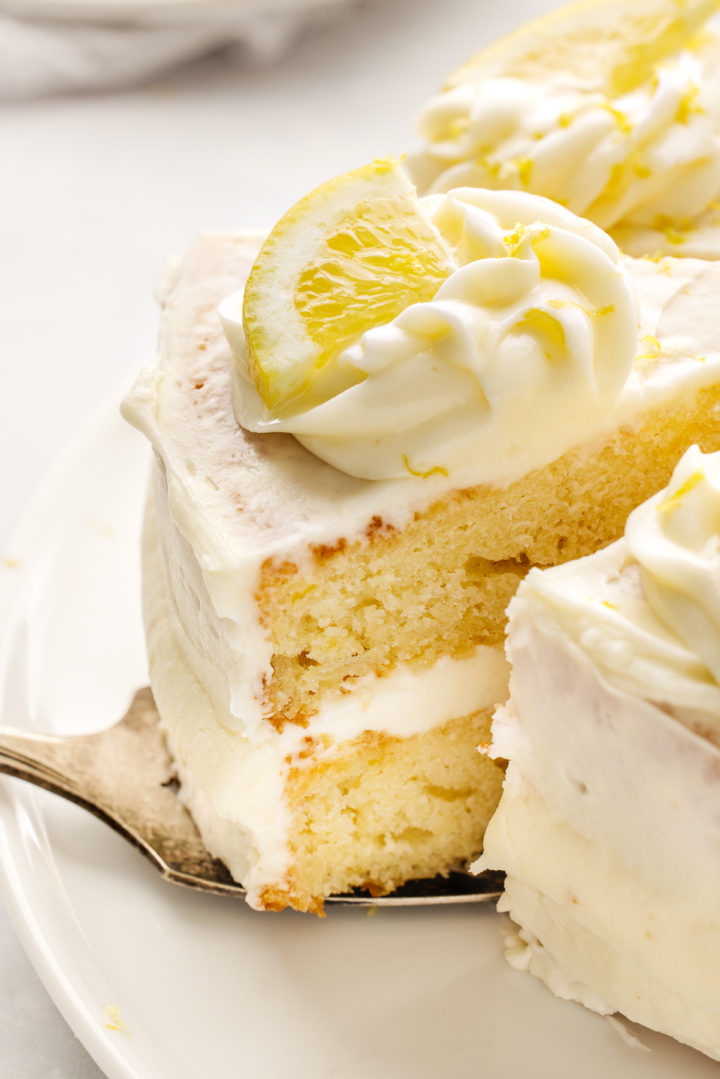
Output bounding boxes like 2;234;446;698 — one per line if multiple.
223;189;637;484
411;11;720;255
626;444;720;687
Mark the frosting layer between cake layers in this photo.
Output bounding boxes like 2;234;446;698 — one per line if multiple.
479;447;720;1059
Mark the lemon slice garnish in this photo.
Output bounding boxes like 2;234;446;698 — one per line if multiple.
242;158;456;414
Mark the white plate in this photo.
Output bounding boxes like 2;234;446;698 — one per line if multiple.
0;400;718;1079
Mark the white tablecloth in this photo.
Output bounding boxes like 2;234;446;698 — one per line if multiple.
0;1;556;1073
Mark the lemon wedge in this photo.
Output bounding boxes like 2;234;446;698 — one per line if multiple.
441;0;720;94
242;159;456;414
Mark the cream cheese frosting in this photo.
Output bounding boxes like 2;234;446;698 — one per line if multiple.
220;191;720;485
478;446;720;1059
411;13;720;256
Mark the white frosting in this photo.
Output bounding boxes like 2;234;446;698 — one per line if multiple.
479;446;720;1059
413;16;720;250
223;189;638;481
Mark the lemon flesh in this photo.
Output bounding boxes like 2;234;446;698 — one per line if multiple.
242;160;456;414
443;0;720;93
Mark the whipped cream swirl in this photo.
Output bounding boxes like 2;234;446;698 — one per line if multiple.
224;189;637;483
414;25;720;235
626;444;720;685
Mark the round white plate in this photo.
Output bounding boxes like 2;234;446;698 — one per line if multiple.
0;400;717;1079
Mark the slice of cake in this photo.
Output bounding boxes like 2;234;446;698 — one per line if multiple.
123;162;720;913
478;444;720;1060
410;0;720;258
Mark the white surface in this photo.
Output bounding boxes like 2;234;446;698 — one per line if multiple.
0;1;714;1075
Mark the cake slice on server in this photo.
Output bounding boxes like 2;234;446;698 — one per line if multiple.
123;160;720;913
478;444;720;1060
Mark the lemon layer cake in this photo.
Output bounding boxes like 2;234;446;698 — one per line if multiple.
123;164;720;913
410;0;720;258
478;445;720;1060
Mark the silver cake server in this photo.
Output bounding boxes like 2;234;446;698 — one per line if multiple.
0;687;503;908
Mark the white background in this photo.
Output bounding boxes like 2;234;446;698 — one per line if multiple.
0;1;559;1074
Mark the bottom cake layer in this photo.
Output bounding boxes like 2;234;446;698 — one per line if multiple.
142;487;509;912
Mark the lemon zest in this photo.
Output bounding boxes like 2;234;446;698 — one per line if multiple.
402;455;449;479
654;213;694;245
503;222;551;256
547;298;615;318
515;308;567;358
636;334;661;361
476;154;502;178
599;102;633;134
659;469;704;514
516;157;533;186
676;82;703;123
448;116;471;139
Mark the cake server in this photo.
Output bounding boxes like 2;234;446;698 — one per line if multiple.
0;687;503;908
